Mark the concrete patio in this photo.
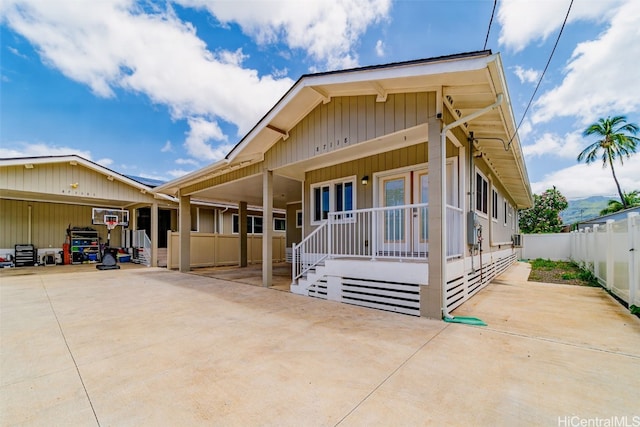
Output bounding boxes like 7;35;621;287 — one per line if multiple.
1;262;639;426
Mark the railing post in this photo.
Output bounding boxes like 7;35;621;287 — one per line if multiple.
327;214;333;259
292;242;297;283
371;209;377;260
628;213;638;309
606;220;614;291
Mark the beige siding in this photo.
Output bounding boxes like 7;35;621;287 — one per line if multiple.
0;199;123;249
167;233;286;269
198;208;216;233
286;203;302;247
1;164;152;204
264;93;429;170
302;143;430;231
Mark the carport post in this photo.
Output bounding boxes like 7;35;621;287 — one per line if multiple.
239;201;248;267
179;192;191;272
151;202;158;267
263;169;273;287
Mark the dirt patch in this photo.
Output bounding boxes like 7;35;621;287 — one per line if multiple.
527;259;599;287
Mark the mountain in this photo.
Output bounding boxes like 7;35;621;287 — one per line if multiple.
560;196;610;224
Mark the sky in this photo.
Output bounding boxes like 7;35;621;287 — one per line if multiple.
1;0;639;200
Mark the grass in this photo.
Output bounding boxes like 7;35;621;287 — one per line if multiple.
528;258;600;287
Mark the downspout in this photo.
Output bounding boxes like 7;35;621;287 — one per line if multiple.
441;93;503;320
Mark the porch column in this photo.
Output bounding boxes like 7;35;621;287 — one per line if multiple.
179;192;191;272
239;201;248;267
424;110;444;319
262;169;273;287
151;201;159;267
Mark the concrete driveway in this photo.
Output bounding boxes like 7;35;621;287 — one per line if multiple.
1;262;639;426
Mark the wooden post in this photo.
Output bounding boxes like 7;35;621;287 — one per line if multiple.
263;170;273;287
239;201;248;267
179;193;191;272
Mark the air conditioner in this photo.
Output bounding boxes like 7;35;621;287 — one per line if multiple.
512;234;523;247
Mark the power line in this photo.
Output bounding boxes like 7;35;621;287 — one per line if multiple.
483;0;498;51
508;0;574;147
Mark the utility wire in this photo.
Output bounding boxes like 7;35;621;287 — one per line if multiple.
483;0;498;51
508;0;574;147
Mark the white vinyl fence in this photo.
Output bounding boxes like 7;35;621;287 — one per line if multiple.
522;212;639;310
571;212;639;309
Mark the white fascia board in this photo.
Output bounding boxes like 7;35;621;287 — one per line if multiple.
305;54;493;87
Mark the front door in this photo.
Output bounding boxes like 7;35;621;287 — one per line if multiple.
379;173;411;255
377;169;428;256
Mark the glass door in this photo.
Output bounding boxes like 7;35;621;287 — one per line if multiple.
378;173;410;255
413;170;428;255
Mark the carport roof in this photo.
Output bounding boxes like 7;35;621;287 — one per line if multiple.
155;50;533;208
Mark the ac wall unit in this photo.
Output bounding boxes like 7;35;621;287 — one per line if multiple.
512;234;523;248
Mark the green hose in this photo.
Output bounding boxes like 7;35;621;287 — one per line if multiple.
443;315;487;326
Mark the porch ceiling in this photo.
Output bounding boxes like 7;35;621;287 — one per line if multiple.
187;173;301;210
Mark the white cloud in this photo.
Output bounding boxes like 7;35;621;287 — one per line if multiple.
183;117;233;161
176;0;392;69
531;155;640;198
497;0;621;52
167;169;193;179
512;65;540;84
160;141;172;153
1;0;293;139
95;158;113;167
7;46;28;59
175;158;199;166
375;39;385;57
518;120;533;140
523;131;583;159
532;0;640;124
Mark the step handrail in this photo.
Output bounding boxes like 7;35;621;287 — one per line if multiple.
292;220;328;281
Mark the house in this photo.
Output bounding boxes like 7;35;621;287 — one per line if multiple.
0;155;289;268
575;206;640;230
153;50;535;318
0;155;176;266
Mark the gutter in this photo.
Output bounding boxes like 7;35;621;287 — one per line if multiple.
440;93;504;321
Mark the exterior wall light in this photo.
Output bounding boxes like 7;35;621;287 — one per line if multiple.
361;175;369;185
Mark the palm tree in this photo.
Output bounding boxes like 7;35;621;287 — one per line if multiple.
578;115;639;209
599;190;640;215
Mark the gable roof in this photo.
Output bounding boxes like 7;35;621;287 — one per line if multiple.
153;51;533;208
0;154;174;206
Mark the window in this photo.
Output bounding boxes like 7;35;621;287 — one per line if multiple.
296;210;302;228
475;172;488;215
311;177;356;223
491;189;498;220
232;214;263;234
274;218;286;231
504;201;508;226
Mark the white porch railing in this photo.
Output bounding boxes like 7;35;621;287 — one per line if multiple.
133;229;151;267
292;220;328;280
292;203;465;281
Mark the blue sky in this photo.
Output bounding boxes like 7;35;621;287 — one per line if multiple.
1;0;639;199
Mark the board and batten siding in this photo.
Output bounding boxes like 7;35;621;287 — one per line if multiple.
303;143;428;232
0;199;122;249
0;163;152;204
264;93;431;170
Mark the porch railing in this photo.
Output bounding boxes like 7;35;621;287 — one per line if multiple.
293;203;464;281
292;220;328;280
